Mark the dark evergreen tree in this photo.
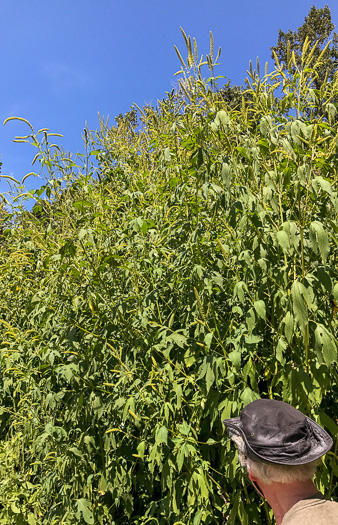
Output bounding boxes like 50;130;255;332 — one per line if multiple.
271;5;338;88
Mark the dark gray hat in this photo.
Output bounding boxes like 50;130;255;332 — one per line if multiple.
223;399;333;465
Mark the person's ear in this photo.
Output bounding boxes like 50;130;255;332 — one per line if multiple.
248;470;259;482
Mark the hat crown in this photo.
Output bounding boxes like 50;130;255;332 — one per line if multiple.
241;399;309;449
223;398;333;465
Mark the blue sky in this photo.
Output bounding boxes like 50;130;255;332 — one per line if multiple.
1;0;337;199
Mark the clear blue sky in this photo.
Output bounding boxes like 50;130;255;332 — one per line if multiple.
1;0;337;197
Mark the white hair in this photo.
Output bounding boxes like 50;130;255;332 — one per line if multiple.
230;433;320;485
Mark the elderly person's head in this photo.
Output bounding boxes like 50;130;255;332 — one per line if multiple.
223;399;335;525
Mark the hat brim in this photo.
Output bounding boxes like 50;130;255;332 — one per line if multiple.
223;415;333;466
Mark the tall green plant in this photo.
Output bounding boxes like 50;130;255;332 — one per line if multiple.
0;33;337;524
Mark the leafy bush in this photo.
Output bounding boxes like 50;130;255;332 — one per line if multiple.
0;34;337;524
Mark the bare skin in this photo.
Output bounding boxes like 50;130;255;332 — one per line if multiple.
248;472;320;525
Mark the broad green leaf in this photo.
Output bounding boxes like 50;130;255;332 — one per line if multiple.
242;357;258;389
282;221;299;251
156;426;168;445
228;350;241;371
28;515;37;525
313;176;332;195
75;499;94;524
241;387;259;405
137;441;146;459
177;420;191;436
176;443;188;472
291;281;308;334
226;492;241;525
317;411;338;437
276;338;287;364
205;332;213;349
290;120;304;145
254;300;266;320
11;501;20;514
205;362;215;393
73;199;93;209
276;230;289;253
245;334;262;344
236;146;248;159
194;509;203;525
168;333;187;348
317;267;332;292
283;311;294;343
214;110;230;128
326;103;337;119
246;308;255;334
234;281;247;303
309;221;329;262
68;447;83;458
78;228;88;240
314;324;337;366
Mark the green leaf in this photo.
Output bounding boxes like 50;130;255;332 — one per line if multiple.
245;334;262;344
236;146;248;159
314;176;332;195
194;509;203;525
11;501;20;514
28;514;37;525
176;443;187;472
68;447;83;458
205;332;213;349
168;333;187;348
317;267;332;292
276;230;290;253
137;441;146;459
78;228;88;240
241;387;259;405
205;362;215;393
326;103;337;119
309;221;329;262
282;221;299;251
73;200;93;210
317;411;338;437
228;350;241;371
156;426;168;445
333;283;338;303
276;338;287;364
234;281;247;303
243;357;258;389
290;120;304;146
291;281;308;334
164;147;171;161
214;110;230;128
254;300;266;320
283;312;294;344
314;324;337;366
246;308;256;334
227;492;240;525
75;499;94;524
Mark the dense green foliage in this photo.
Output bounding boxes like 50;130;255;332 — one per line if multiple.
0;33;338;524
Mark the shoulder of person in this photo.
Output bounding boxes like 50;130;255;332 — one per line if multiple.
282;497;338;525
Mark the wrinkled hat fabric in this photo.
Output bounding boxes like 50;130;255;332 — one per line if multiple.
223;399;333;465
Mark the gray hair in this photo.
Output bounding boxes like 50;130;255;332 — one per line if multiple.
230;433;320;485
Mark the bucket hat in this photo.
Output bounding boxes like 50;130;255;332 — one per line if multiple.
223;399;333;465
